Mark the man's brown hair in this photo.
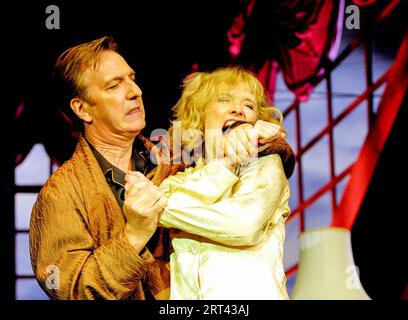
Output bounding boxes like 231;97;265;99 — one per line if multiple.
52;36;117;129
55;36;118;101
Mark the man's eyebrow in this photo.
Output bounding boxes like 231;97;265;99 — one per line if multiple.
104;76;123;85
104;71;136;86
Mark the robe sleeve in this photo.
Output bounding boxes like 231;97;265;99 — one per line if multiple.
30;182;154;300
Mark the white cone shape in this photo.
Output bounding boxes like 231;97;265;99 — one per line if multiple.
291;227;371;300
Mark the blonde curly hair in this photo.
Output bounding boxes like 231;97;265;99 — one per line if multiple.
148;66;284;185
170;66;283;150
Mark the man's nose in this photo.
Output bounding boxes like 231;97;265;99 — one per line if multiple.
127;79;142;99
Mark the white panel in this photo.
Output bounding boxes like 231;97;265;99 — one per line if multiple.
15;144;50;186
16;278;49;300
16;233;33;276
15;193;38;231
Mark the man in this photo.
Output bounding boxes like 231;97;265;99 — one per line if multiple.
30;36;295;300
30;36;169;300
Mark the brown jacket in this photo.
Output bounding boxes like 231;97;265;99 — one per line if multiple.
29;135;170;300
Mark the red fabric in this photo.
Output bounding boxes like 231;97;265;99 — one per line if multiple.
227;0;344;100
275;0;343;100
227;0;255;59
352;0;377;6
14;97;79;167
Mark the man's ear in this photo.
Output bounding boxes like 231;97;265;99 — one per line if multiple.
70;98;93;123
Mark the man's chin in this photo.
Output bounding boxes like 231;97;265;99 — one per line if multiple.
127;120;146;136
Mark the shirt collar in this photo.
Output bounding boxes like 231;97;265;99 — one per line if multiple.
86;136;153;187
87;140;127;187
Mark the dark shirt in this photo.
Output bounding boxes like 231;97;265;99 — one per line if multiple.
87;137;158;300
87;136;155;209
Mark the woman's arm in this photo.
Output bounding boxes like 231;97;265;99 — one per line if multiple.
159;154;290;246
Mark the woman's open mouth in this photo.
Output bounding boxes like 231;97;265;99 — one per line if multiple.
222;120;250;134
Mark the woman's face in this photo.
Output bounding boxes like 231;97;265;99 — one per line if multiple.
204;84;258;132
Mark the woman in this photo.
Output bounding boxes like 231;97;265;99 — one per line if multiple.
128;67;291;299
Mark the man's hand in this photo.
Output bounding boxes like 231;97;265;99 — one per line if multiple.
123;171;167;253
253;120;285;144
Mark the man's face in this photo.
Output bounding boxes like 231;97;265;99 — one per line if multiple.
81;50;145;138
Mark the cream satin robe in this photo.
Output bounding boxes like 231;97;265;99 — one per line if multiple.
159;154;291;300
